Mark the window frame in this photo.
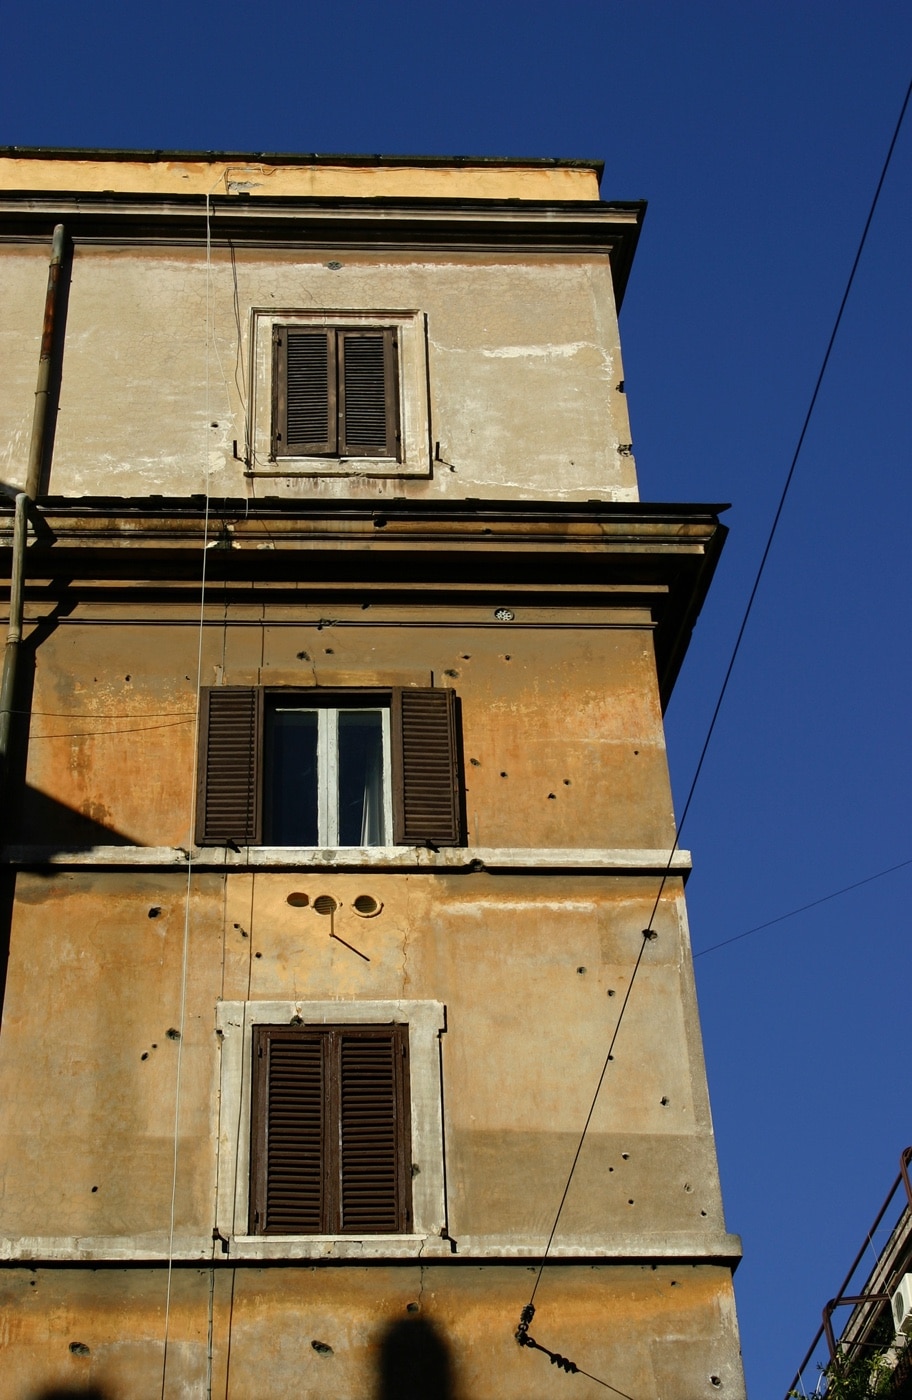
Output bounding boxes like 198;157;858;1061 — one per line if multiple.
264;700;394;847
215;999;447;1256
196;685;462;850
248;308;432;478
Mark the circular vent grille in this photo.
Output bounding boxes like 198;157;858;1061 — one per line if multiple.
312;895;337;916
286;892;309;907
352;894;381;917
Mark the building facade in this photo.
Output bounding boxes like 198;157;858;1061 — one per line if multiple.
0;151;745;1399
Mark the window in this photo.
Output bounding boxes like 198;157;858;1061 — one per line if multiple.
196;687;461;848
248;309;431;478
273;325;399;460
249;1023;411;1235
214;999;447;1254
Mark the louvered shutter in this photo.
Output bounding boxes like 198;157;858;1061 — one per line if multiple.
274;327;337;456
339;328;399;459
196;688;262;844
251;1025;411;1236
339;1027;410;1232
392;688;461;846
252;1028;325;1234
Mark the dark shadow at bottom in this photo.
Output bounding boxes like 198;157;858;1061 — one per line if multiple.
377;1315;454;1400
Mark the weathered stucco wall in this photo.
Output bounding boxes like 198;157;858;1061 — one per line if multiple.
0;1263;743;1400
0;245;637;503
19;602;672;851
0;869;723;1250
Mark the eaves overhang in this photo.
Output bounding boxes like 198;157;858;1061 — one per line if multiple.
0;497;726;709
0;195;646;308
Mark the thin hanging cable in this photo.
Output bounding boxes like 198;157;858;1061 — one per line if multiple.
160;185;217;1400
694;855;912;958
519;70;912;1372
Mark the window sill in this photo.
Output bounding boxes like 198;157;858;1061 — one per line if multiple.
1;844;692;873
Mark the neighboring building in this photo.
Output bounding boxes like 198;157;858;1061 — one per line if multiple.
787;1147;912;1399
0;150;745;1398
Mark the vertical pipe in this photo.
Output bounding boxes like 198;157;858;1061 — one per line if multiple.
0;494;29;779
25;223;66;500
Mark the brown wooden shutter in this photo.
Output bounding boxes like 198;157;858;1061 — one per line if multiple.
338;328;399;459
274;327;337;456
196;688;262;845
251;1027;326;1234
392;688;461;846
251;1024;410;1236
339;1027;410;1233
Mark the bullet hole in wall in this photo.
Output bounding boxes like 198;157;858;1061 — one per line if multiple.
124;675;131;682
152;1043;157;1049
461;654;471;660
297;651;310;661
69;1342;90;1355
470;757;481;766
148;907;162;919
141;1052;149;1061
633;749;639;756
500;771;508;778
710;1378;722;1388
661;1096;670;1106
607;989;616;997
166;1028;181;1040
406;1301;420;1313
627;1199;635;1206
577;967;586;974
311;1340;334;1356
91;1186;98;1193
547;793;556;799
563;778;571;785
621;1152;629;1160
255;952;262;959
324;648;334;655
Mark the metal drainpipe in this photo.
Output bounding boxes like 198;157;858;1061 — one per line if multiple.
25;222;66;500
0;223;65;784
0;493;29;780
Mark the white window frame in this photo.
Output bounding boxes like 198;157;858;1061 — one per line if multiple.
267;703;393;846
248;307;431;478
215;999;447;1259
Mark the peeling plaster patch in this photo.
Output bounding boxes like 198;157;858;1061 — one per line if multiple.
442;899;598;914
480;341;601;361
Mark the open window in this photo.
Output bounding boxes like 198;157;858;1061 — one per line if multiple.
196;687;462;848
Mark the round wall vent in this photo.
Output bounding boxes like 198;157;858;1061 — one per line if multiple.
352;894;381;917
313;895;337;916
286;892;309;907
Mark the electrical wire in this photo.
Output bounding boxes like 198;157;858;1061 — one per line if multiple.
160;184;217;1400
693;856;912;958
519;70;912;1387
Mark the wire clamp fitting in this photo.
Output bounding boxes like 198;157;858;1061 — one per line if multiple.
515;1306;580;1375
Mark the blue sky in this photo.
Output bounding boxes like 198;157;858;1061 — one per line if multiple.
3;3;911;1394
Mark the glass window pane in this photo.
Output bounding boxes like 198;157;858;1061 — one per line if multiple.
337;711;385;845
265;710;318;844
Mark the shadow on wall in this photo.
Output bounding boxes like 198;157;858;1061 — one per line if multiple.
376;1316;454;1400
28;1390;113;1400
16;784;138;851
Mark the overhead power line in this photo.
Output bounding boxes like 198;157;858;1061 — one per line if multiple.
694;856;912;959
516;72;912;1393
